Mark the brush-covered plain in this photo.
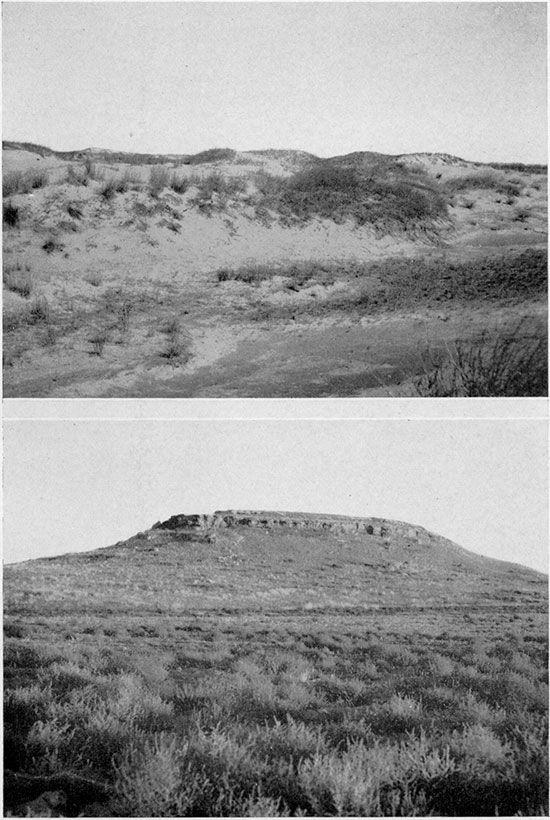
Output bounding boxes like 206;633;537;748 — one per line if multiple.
4;522;548;816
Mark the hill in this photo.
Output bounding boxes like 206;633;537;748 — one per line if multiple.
4;512;548;816
3;143;547;397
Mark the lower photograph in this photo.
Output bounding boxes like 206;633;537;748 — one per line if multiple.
3;416;548;817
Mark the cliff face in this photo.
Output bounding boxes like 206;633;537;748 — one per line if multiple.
151;510;434;545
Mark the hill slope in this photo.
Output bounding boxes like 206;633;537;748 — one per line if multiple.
4;512;548;817
5;510;546;617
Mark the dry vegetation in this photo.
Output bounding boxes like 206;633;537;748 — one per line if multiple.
2;143;547;397
3;519;548;816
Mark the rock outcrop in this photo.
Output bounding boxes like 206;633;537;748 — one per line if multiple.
151;510;435;546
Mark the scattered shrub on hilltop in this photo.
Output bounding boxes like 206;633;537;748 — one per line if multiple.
187;148;236;165
255;163;447;230
443;174;522;197
487;162;547;175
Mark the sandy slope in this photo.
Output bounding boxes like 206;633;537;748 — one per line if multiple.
3;147;547;397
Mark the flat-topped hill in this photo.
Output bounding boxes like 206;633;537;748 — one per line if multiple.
5;511;546;618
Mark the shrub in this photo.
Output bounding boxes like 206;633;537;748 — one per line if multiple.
26;169;49;190
414;324;547;397
83;271;102;287
257;164;447;230
39;325;58;347
88;329;109;356
67;204;83;220
99;175;128;200
187;147;236;165
160;339;184;360
161;317;181;336
3;171;24;197
514;207;530;223
42;236;63;254
113;734;197;816
190;173;247;213
3;200;19;227
66;165;88;186
28;296;50;325
443;174;522;197
169;174;189;194
116;299;133;334
3;264;32;297
149;166;170;197
216;263;274;285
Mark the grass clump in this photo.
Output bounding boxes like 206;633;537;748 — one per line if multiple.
3;169;48;196
42;236;64;254
443;173;522;197
217;263;275;285
190;173;247;213
149;166;170;198
27;296;51;325
66;165;89;186
3;171;24;197
169;173;189;194
3;264;32;297
87;328;110;356
99;175;129;200
217;260;337;289
256;163;447;231
25;169;49;190
159;316;190;364
414;324;547;397
83;271;102;287
3;200;20;227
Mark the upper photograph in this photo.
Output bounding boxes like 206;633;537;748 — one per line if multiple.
3;2;547;398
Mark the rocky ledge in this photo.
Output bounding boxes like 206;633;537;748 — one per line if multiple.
151;510;436;545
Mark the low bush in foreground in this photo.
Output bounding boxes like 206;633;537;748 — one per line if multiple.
414;324;548;397
3;622;547;817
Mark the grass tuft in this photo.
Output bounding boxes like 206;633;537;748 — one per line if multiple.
3;264;32;297
415;324;547;397
149;166;170;198
3;200;20;227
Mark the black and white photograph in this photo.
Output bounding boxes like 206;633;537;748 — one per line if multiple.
3;414;548;816
2;1;548;818
2;2;547;397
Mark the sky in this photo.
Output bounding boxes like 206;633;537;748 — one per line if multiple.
2;2;547;162
3;415;548;572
